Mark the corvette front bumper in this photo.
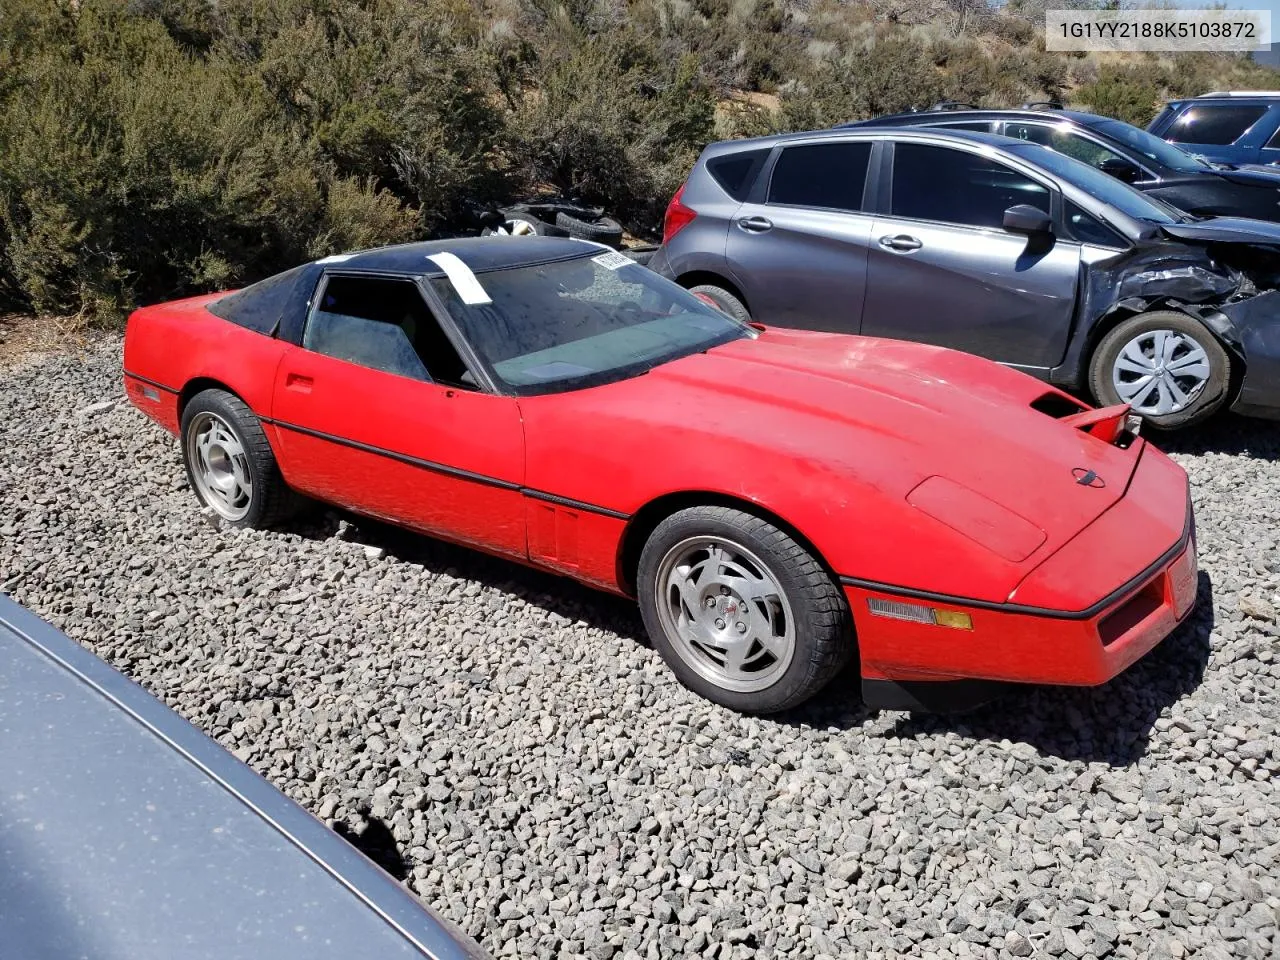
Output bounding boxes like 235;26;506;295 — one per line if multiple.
846;453;1198;709
849;533;1195;699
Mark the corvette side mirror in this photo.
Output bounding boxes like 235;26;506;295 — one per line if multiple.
1003;204;1053;235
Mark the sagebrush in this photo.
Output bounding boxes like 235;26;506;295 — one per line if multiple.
1;0;1276;321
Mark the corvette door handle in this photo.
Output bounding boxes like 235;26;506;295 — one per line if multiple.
737;216;774;233
878;234;922;252
284;372;313;393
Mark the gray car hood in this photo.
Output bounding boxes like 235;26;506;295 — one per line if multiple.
1159;216;1280;247
1212;165;1280;188
0;594;489;960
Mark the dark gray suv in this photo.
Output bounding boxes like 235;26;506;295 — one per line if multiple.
650;127;1280;430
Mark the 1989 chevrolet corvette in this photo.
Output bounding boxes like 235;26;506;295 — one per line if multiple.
124;237;1198;714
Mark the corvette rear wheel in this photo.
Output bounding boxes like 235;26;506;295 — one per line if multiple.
637;506;852;714
1089;311;1231;430
181;389;294;529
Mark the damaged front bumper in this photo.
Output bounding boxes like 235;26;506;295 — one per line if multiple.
1217;290;1280;420
1068;238;1280;422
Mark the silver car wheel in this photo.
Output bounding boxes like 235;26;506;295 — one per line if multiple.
186;411;253;521
1111;329;1211;417
496;218;538;237
654;535;796;693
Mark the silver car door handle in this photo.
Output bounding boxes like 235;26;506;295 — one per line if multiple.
878;234;922;252
737;216;773;233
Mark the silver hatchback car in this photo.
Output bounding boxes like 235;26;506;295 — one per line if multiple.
650;127;1280;430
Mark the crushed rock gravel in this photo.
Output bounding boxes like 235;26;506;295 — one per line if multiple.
2;338;1278;960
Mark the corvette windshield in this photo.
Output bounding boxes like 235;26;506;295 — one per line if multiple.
430;254;754;395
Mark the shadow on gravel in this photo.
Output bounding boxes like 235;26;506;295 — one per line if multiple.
297;511;1215;766
333;814;409;881
1151;413;1280;460
878;571;1216;766
295;511;649;643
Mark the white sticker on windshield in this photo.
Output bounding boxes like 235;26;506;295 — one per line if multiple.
316;253;355;264
427;252;492;305
592;250;634;270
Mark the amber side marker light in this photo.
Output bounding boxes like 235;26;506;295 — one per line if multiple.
867;597;973;630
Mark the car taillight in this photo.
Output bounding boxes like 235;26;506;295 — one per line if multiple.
663;184;696;244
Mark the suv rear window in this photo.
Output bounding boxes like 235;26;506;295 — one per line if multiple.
767;142;872;212
1164;105;1267;145
707;149;770;201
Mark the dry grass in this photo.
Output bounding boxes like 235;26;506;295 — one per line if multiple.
0;314;95;369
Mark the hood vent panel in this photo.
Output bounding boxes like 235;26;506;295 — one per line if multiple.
1030;391;1088;419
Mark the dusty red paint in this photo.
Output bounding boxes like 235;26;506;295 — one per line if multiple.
124;297;1195;690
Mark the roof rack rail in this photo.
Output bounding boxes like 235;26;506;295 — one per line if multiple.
1020;100;1062;110
1197;90;1280;98
927;101;980;112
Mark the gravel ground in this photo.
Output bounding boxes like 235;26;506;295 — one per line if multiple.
2;337;1279;960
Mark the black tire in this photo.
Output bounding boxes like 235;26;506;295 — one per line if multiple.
623;244;659;266
637;506;853;714
688;284;751;323
489;212;567;238
554;210;624;247
180;388;296;529
1089;311;1232;431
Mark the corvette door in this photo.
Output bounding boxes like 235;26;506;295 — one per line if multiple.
724;139;875;333
861;141;1082;372
270;273;526;559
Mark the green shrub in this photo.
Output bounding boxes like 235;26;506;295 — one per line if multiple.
0;0;499;321
1072;64;1164;126
505;36;715;224
4;0;1280;321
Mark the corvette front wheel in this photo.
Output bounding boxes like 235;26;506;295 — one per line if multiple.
637;506;852;714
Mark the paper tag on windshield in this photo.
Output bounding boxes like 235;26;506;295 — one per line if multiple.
592;251;633;270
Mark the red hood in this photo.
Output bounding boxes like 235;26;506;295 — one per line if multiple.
650;328;1142;563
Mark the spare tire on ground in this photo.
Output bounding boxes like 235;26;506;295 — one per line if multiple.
622;244;659;266
555;211;624;247
486;207;568;237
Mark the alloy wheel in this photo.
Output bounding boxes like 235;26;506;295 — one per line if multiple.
654;535;796;693
186;411;253;521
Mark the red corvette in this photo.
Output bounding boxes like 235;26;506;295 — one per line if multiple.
123;238;1198;714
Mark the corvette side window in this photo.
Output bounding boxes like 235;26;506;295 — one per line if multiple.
303;276;474;388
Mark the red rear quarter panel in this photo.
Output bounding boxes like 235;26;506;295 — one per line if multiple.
123;295;288;434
